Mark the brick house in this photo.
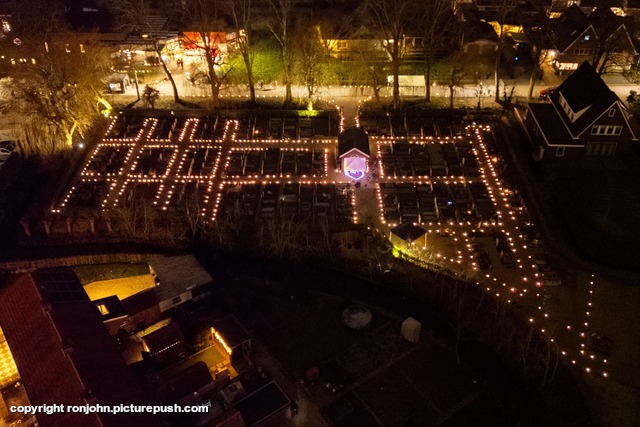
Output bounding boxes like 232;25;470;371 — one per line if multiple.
524;61;639;160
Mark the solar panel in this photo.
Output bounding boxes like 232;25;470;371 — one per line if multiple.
37;270;88;303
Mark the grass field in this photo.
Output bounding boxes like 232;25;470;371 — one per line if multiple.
73;263;150;285
550;157;640;269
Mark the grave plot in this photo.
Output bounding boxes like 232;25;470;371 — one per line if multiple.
115;180;163;207
82;143;133;177
130;146;177;178
377;140;471;178
176;146;222;179
105;114;147;139
377;181;490;226
214;182;355;223
223;148;327;178
468;183;497;222
215;182;261;220
59;179;112;210
148;117;195;141
157;180;212;213
191;116;229;141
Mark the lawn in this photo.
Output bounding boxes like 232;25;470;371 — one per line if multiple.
72;262;150;285
549;158;640;269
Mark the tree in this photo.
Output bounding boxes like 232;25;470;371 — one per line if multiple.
359;0;417;109
225;0;256;104
356;54;388;104
414;0;456;103
493;0;516;103
182;0;231;106
594;23;637;76
294;24;330;110
266;0;295;104
446;55;467;110
108;0;181;104
0;32;111;155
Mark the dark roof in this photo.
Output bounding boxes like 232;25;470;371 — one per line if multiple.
550;61;618;135
212;316;251;349
121;288;160;315
462;19;499;44
338;126;370;157
33;268;89;304
0;270;160;427
167;361;214;400
144;322;184;356
527;103;577;146
93;295;127;321
390;222;427;242
234;381;290;427
149;255;213;303
549;4;589;52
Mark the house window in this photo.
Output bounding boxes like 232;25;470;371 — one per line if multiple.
584;35;590;41
65;44;71;53
96;303;110;315
556;147;565;157
586;142;617;156
79;44;85;53
591;125;622;135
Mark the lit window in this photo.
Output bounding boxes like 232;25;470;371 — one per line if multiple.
80;44;85;53
65;44;71;53
584;35;590;41
96;303;110;315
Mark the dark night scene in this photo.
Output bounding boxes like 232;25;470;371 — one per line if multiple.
0;0;639;426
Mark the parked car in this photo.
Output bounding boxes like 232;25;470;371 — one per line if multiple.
539;87;557;100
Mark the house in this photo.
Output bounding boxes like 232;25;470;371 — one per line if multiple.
148;254;214;313
524;61;639;160
0;269;160;427
390;222;427;250
544;5;639;74
142;321;186;364
211;316;252;365
93;295;128;335
338;126;370;181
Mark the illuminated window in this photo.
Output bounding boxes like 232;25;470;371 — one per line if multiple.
96;303;110;315
80;44;85;53
584;35;590;41
65;44;71;53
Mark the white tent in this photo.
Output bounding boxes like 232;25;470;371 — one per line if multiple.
401;317;422;343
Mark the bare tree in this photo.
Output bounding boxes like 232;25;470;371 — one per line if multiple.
182;0;232;106
108;0;181;103
266;0;295;104
594;24;637;75
493;0;516;103
359;0;416;109
225;0;256;103
447;56;466;110
295;25;330;110
415;0;456;103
